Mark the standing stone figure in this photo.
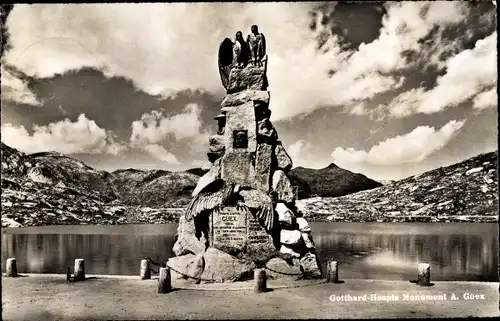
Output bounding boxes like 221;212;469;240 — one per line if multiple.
218;31;249;90
247;25;266;65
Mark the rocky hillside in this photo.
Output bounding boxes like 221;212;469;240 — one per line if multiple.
296;151;498;223
288;163;383;198
110;169;199;207
1;142;497;227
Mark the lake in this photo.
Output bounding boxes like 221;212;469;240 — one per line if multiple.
1;223;498;281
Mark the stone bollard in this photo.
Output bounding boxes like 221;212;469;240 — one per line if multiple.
254;268;267;293
326;259;339;283
140;259;151;280
417;263;431;286
6;258;18;277
74;259;85;282
158;267;172;293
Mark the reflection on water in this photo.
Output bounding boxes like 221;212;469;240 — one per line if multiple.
1;223;498;281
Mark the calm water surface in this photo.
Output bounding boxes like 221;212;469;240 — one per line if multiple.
1;223;498;281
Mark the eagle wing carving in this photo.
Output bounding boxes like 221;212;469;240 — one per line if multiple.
185;179;234;221
238;188;275;234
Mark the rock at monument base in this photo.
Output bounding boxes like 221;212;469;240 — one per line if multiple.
272;170;295;203
279;244;301;258
167;254;196;280
221;90;270;108
172;215;207;256
265;257;302;280
301;232;315;249
200;248;255;283
280;229;303;246
274;141;293;171
296;217;311;232
300;252;322;279
275;202;294;228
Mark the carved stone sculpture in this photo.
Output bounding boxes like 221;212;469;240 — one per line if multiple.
170;26;322;282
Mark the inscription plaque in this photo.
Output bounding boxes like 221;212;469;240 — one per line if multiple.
211;206;276;260
212;207;247;254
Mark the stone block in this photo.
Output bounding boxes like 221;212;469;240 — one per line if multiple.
227;64;268;94
265;257;302;280
275;202;294;228
279;244;301;258
173;215;207;256
274;141;293;172
209;135;226;153
296;217;311;232
221;152;254;186
280;229;303;246
221;90;270;108
254;143;273;192
272;170;295;203
207;151;224;163
224;102;257;153
200;248;255;283
300;252;322;279
301;232;315;249
257;119;277;143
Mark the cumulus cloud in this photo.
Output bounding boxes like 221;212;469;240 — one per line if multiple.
1;66;41;105
5;2;469;121
373;31;497;118
473;87;497;110
129;103;209;163
1;114;126;155
142;143;180;165
288;139;314;168
331;119;466;166
130;103;204;146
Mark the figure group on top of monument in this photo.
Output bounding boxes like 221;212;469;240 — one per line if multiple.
218;25;267;90
232;25;266;68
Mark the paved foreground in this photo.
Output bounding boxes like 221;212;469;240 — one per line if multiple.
2;275;499;320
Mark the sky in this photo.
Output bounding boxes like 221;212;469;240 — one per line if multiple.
1;1;497;181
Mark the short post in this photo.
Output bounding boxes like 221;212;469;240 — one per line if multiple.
74;259;85;282
254;268;267;293
327;259;339;283
6;258;17;277
417;263;431;286
66;266;71;282
140;259;151;280
158;267;172;293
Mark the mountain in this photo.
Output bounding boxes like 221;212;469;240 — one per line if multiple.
1;142;497;227
110;168;199;207
296;151;498;223
288;163;383;198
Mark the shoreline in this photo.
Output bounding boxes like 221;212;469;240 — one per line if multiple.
2;275;498;319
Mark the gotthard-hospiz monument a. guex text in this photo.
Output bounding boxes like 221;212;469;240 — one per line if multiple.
169;25;322;283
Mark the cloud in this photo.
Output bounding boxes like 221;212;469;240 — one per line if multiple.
142;144;180;165
130;103;204;146
288;139;313;168
1;114;126;155
473;87;497;110
0;66;41;105
331;119;466;166
373;31;497;118
5;2;468;121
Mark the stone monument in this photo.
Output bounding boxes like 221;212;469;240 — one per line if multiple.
169;25;322;283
